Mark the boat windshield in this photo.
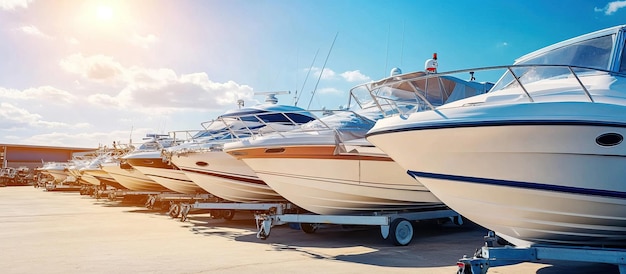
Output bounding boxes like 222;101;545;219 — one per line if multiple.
491;34;615;92
517;34;614;69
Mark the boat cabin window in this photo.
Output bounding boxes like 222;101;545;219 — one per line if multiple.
518;34;614;70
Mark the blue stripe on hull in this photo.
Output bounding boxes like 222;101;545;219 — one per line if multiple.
367;119;626;137
407;170;626;199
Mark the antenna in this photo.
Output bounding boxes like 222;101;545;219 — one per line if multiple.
129;125;134;145
384;23;390;77
294;48;320;107
400;20;405;68
307;32;339;110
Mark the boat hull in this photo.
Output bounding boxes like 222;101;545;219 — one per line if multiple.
368;122;626;247
132;166;206;195
46;169;68;183
77;172;101;186
102;164;170;192
85;168;125;189
230;145;444;215
170;151;283;202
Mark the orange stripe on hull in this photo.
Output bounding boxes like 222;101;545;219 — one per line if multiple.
227;145;392;161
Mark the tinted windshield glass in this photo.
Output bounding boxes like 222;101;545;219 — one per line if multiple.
517;34;614;70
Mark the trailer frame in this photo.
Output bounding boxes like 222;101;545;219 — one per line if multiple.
255;207;462;246
457;231;626;273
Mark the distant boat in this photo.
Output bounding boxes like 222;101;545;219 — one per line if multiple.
38;161;69;184
165;94;317;202
102;134;176;192
122;148;206;195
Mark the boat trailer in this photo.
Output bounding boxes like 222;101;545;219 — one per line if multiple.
256;207;462;246
88;189;214;210
174;201;295;222
44;183;82;192
457;231;626;273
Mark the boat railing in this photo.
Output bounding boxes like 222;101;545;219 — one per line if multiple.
353;64;625;118
167;130;207;143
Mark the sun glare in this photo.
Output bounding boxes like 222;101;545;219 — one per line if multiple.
96;5;113;21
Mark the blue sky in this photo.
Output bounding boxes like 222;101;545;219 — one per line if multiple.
0;0;625;148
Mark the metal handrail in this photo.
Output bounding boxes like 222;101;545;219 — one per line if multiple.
353;64;624;117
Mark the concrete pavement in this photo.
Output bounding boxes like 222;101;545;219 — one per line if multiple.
0;186;618;273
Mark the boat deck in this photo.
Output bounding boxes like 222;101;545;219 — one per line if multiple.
0;186;619;274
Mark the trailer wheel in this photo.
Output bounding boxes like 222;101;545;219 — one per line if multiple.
300;223;318;234
210;210;223;219
169;203;181;218
256;218;270;240
222;210;235;220
389;218;414;246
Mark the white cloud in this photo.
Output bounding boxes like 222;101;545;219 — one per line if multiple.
317;87;343;95
308;67;337;80
59;54;124;82
0;86;77;104
61;54;255;110
0;102;79;130
596;1;626;15
19;130;141;148
0;0;32;10
0;102;43;128
67;37;80;45
17;25;52;39
116;71;254;110
86;93;119;106
130;33;158;49
340;70;371;82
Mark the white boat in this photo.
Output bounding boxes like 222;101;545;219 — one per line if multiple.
169;145;280;202
79;148;128;188
223;73;491;215
102;135;176;192
123;149;206;195
66;158;89;183
101;161;166;192
166;97;317;202
366;25;626;247
39;162;69;183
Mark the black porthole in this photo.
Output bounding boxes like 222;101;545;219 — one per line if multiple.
596;133;623;147
195;161;209;166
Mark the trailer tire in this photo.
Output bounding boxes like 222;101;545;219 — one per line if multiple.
210;210;223;219
169;203;181;218
222;210;235;220
389;218;413;246
258;230;268;240
300;223;318;234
